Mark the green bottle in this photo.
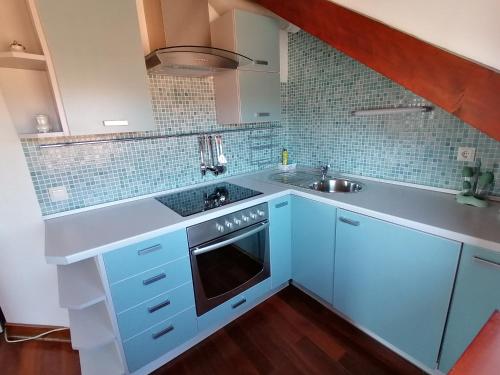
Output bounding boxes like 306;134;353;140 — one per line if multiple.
281;148;288;165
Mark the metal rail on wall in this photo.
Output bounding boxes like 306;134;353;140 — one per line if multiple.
37;125;282;149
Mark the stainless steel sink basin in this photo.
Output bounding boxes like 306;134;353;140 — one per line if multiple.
309;178;363;193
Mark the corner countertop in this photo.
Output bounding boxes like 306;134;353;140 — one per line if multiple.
45;168;500;265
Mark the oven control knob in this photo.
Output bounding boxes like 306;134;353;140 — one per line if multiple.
241;215;249;222
233;217;242;226
249;212;257;220
224;220;234;229
256;209;265;217
215;223;225;233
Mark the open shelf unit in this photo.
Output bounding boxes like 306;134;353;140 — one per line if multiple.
68;300;116;350
0;51;46;71
1;0;69;138
57;258;106;310
79;341;125;375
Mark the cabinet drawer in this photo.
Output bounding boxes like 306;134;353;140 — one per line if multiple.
110;257;192;313
117;282;195;341
123;307;197;373
103;229;188;284
198;278;271;332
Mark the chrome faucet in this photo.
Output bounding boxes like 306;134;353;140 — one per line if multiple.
319;163;330;181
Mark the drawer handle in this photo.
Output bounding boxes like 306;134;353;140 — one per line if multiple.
142;273;166;285
275;201;288;209
103;120;128;126
255;112;270;117
151;325;174;340
473;256;500;270
137;244;162;256
147;299;171;313
254;59;269;66
339;217;360;226
231;298;247;309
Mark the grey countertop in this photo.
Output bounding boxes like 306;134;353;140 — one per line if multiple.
45;168;500;265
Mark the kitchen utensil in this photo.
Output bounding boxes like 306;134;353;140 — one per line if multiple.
215;135;227;165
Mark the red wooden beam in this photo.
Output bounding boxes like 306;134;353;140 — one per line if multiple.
256;0;500;141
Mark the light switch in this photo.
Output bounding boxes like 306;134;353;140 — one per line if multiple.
49;186;69;202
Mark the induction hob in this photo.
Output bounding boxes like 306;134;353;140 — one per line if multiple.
155;182;263;217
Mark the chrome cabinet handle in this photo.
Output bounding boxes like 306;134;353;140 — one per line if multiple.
152;325;174;340
232;298;247;309
473;256;500;270
254;60;269;65
103;120;128;126
137;244;162;256
142;272;166;285
339;217;360;226
147;299;171;313
275;201;288;209
255;112;270;117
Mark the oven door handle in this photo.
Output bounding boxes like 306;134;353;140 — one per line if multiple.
191;221;269;256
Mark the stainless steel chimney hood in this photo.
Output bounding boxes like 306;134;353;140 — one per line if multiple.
145;0;252;76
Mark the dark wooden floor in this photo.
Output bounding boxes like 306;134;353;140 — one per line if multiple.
0;286;425;375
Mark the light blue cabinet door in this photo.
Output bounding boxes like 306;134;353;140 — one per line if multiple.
269;196;292;288
36;0;154;135
439;245;500;373
333;209;460;369
291;196;336;304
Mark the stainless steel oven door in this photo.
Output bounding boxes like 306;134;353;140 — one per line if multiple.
189;220;270;316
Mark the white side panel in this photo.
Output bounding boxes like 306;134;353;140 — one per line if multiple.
0;89;68;325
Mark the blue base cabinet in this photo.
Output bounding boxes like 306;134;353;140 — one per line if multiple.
102;229;198;373
269;196;292;288
333;209;460;369
439;245;500;373
291;196;336;304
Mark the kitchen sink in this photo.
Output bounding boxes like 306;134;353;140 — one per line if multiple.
270;171;363;193
309;178;363;193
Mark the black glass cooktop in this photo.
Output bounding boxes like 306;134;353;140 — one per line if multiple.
155;182;263;217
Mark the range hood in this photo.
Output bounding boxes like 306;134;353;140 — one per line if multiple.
145;0;252;76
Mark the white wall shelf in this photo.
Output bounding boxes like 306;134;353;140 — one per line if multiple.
57;258;106;310
79;341;125;375
68;301;116;350
0;51;46;71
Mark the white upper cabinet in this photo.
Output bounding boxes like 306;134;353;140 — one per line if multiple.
35;0;155;135
211;9;280;73
211;10;281;124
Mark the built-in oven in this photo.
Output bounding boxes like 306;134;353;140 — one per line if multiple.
187;203;270;316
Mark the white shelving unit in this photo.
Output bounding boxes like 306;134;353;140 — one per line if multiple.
57;258;106;310
68;301;116;350
0;51;47;71
79;341;125;375
56;255;125;374
0;0;69;138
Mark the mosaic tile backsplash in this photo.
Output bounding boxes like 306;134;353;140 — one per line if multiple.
22;75;285;215
286;31;499;195
21;30;499;216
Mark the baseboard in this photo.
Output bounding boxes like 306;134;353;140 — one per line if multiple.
5;323;71;343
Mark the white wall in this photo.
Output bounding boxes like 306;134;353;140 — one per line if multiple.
330;0;500;71
0;89;68;326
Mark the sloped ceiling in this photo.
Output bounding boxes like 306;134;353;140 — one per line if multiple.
328;0;500;72
255;0;500;141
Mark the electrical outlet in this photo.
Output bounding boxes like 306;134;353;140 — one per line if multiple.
457;147;475;162
49;186;69;202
